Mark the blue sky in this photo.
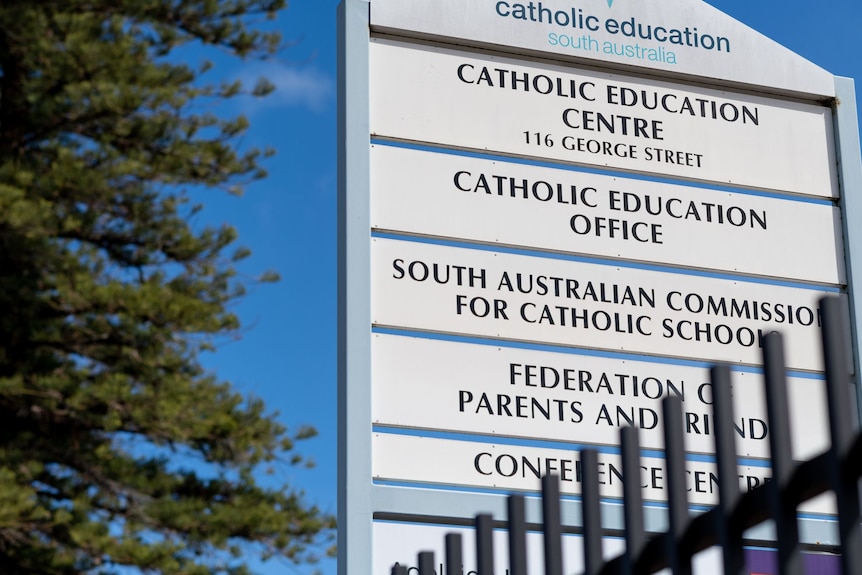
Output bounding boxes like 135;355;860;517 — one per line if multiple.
191;1;862;573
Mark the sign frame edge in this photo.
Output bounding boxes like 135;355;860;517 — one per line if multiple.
338;1;373;574
833;76;862;419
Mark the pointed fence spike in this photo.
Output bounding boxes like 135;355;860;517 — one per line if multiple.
418;551;435;575
581;449;604;575
663;395;692;575
507;494;528;575
710;365;745;575
762;332;803;575
819;296;862;575
476;514;494;575
445;533;463;575
542;474;564;575
621;426;645;575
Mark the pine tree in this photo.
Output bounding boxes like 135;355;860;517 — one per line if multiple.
0;1;335;573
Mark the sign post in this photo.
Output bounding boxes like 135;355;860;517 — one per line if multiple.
339;1;862;573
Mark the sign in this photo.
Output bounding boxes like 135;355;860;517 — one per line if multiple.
371;144;845;284
372;434;834;514
370;0;836;97
340;0;862;571
372;334;831;459
370;39;838;195
372;237;838;371
374;522;841;575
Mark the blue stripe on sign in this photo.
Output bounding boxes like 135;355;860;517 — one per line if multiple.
370;138;836;206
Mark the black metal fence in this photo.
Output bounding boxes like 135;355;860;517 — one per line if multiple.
390;296;862;575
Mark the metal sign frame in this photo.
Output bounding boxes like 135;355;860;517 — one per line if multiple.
338;0;862;573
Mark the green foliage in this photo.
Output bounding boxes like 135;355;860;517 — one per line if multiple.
0;0;335;573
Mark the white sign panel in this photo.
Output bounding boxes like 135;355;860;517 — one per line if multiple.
371;0;835;97
372;237;838;371
370;39;838;196
372;145;845;284
372;334;831;460
374;521;629;575
373;434;834;515
375;521;841;575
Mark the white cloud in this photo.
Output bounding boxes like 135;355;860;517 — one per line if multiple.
238;64;333;113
